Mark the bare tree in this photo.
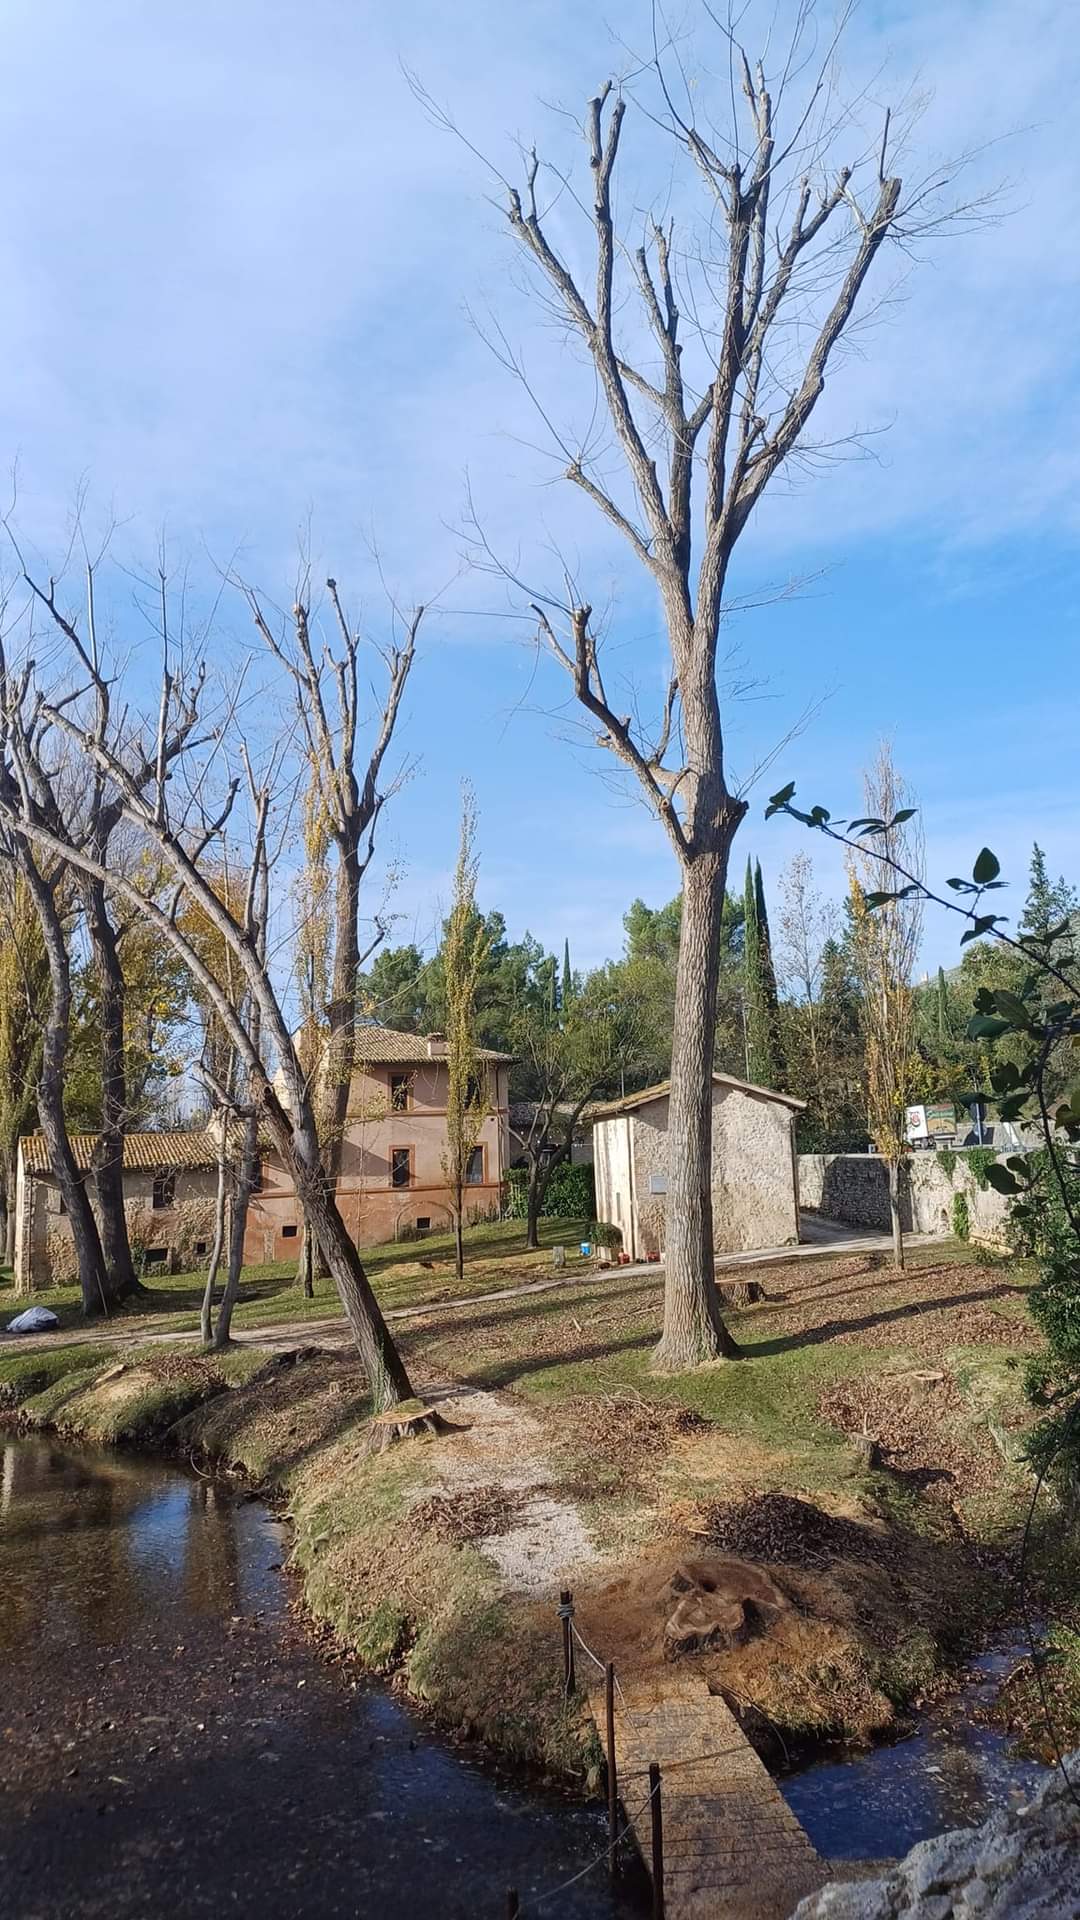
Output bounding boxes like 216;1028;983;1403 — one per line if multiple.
510;990;635;1250
0;799;113;1315
777;849;838;1130
454;6;981;1366
0;589;421;1414
848;746;923;1269
247;577;420;1300
194;785;271;1349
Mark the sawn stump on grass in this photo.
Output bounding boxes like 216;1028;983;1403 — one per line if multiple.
366;1398;463;1453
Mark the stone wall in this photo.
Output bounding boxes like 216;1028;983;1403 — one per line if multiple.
613;1084;799;1260
798;1150;1011;1245
22;1168;220;1289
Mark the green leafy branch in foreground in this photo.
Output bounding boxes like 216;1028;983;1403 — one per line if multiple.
766;780;1080;1485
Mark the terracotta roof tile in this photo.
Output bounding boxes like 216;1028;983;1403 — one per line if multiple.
351;1023;512;1065
20;1131;217;1175
589;1071;806;1122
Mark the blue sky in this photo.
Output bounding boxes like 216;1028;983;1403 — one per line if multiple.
1;0;1077;980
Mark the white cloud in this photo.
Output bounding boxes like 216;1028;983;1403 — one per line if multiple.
1;0;1076;981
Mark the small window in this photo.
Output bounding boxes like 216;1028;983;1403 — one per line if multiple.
390;1146;412;1189
152;1171;176;1211
466;1146;484;1186
416;1216;431;1235
194;1240;208;1259
144;1247;168;1270
465;1072;485;1111
281;1223;298;1239
390;1073;413;1113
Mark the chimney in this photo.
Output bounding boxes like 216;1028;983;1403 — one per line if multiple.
426;1031;449;1058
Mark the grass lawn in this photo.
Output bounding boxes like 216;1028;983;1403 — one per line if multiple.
0;1215;591;1338
396;1237;1041;1511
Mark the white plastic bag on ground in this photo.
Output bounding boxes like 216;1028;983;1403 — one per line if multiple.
6;1307;60;1334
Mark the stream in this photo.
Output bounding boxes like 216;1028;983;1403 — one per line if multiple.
779;1638;1050;1862
0;1434;646;1919
0;1435;1054;1914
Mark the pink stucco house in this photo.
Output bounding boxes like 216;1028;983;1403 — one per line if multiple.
240;1024;513;1263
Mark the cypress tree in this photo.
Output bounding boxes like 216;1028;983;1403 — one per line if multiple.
743;857;776;1085
561;939;573;1009
754;859;784;1078
936;965;950;1040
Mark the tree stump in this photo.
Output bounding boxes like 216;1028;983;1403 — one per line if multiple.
365;1398;462;1453
717;1278;765;1308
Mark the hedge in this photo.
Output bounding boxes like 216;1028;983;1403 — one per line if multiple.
505;1161;596;1220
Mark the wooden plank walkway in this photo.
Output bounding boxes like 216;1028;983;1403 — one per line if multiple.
585;1665;828;1920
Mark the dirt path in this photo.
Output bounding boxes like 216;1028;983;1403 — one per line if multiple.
2;1224;946;1360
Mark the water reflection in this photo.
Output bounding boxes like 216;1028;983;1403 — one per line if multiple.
0;1435;645;1920
0;1438;277;1656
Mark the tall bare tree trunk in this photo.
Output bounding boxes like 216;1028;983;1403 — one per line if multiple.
24;866;115;1316
453;1178;465;1286
525;1164;542;1252
215;1106;259;1349
656;847;741;1368
200;1124;229;1344
324;836;360;1191
84;880;141;1300
262;1090;412;1409
296;1228;316;1298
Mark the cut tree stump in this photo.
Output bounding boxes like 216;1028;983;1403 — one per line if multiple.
366;1399;463;1452
716;1280;765;1308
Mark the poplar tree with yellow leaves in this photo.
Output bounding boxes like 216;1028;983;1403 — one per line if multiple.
441;788;491;1288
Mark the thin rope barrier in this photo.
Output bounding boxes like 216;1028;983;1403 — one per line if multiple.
524;1774;661;1913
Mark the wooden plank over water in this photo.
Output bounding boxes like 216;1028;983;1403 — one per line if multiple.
587;1667;828;1920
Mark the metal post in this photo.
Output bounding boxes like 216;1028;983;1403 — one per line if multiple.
649;1762;664;1920
560;1589;576;1696
605;1660;619;1877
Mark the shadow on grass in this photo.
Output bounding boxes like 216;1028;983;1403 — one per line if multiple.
747;1282;1032;1357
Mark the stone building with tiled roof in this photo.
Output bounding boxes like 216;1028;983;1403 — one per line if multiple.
592;1071;806;1262
14;1130;223;1291
14;1026;513;1289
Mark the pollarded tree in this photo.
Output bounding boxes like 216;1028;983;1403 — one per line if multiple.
248;581;420;1197
0;575;421;1414
474;6;978;1366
